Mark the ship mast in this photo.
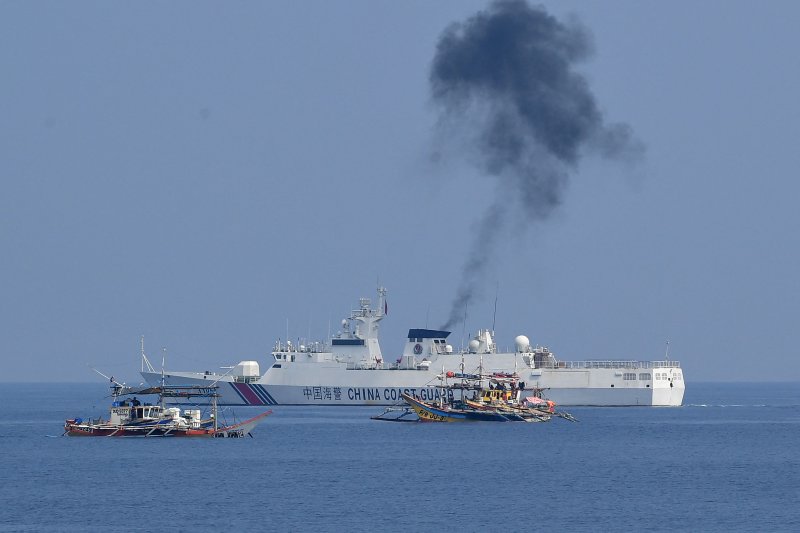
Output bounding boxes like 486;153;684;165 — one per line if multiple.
141;335;156;373
492;282;498;334
212;391;218;432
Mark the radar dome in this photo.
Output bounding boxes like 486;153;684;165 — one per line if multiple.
514;335;531;352
468;339;480;353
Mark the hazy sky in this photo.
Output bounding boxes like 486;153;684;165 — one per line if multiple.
2;1;799;383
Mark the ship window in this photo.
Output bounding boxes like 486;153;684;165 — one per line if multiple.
639;373;651;381
623;373;637;380
272;364;282;368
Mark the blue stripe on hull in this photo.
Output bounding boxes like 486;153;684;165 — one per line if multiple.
251;384;277;405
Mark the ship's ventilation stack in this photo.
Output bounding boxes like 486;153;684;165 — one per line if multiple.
397;328;451;369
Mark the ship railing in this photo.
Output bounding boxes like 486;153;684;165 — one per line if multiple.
273;340;329;353
233;376;260;384
346;361;380;370
540;360;681;370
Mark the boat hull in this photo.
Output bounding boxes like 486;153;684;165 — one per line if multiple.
401;393;547;422
64;411;272;438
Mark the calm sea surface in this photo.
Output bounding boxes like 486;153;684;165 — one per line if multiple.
0;382;799;532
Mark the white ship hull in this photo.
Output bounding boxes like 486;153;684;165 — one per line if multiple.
142;357;684;407
140;290;685;407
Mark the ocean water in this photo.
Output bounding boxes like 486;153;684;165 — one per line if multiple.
1;382;799;532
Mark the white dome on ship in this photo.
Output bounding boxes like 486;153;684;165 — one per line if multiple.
468;339;480;353
515;335;531;352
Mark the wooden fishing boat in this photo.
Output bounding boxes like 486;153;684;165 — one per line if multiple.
462;375;577;422
400;392;551;423
375;367;577;423
372;353;577;423
64;384;272;438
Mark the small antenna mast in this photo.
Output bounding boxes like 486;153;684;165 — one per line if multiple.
491;281;499;334
665;340;670;361
461;300;468;352
140;335;156;373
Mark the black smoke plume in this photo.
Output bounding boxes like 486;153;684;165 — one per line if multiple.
432;0;642;330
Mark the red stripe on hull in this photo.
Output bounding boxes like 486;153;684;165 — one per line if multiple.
231;383;265;405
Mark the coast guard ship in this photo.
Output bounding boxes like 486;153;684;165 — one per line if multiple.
141;287;685;407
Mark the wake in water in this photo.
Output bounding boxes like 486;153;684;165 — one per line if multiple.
687;403;799;408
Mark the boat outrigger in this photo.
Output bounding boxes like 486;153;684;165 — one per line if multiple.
64;383;272;438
